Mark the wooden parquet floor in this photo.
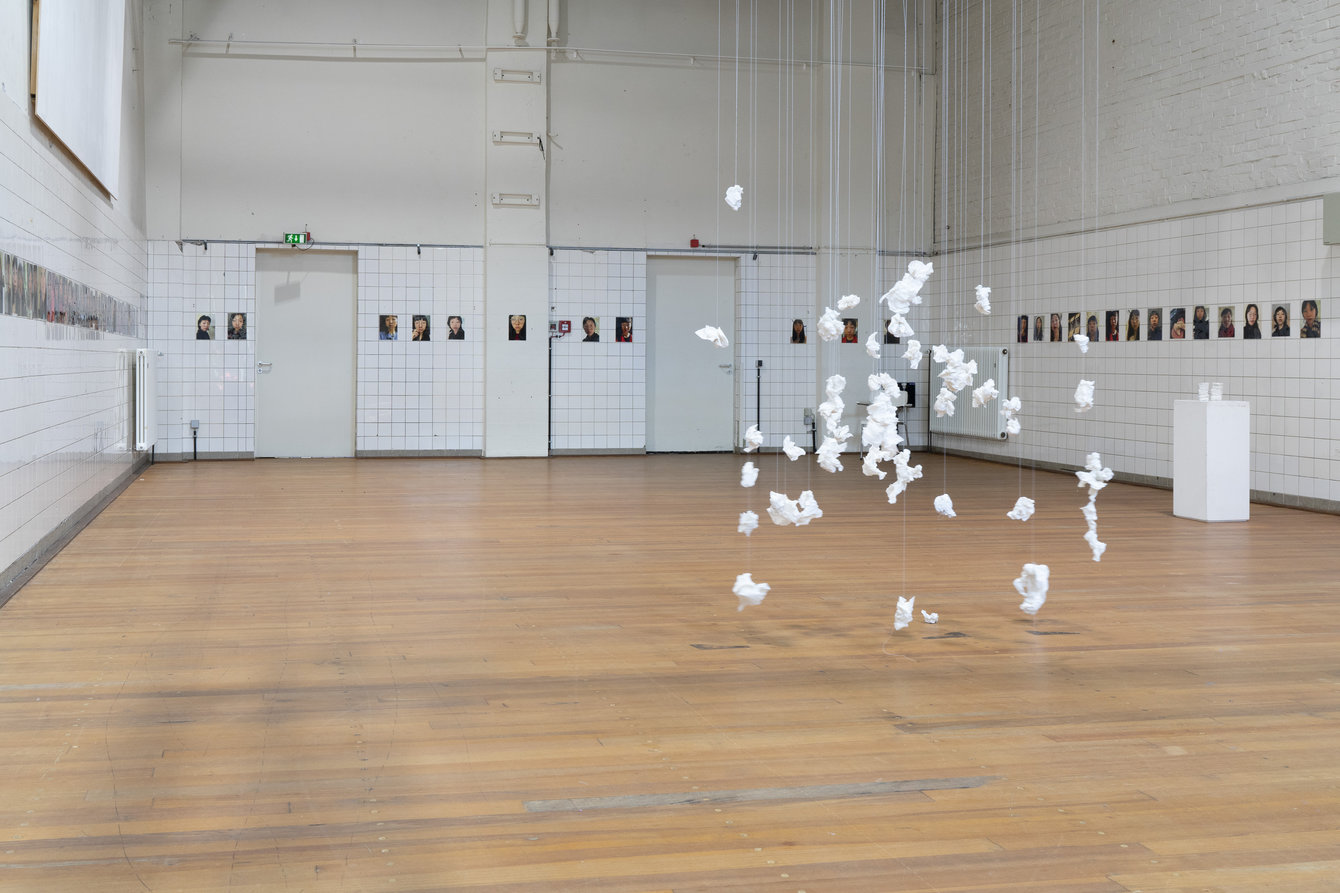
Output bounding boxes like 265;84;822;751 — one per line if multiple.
2;454;1338;892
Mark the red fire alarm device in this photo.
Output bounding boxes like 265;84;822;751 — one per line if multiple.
690;236;701;248
558;320;572;333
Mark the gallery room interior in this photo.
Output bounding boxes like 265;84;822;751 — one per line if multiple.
1;1;1338;889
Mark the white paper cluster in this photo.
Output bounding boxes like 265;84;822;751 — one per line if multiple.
725;184;743;211
921;610;939;624
861;373;905;456
767;490;823;527
782;435;805;461
695;325;729;347
1000;396;1022;436
1006;496;1035;521
931;345;978;418
737;510;759;536
865;331;882;358
817;307;842;342
884;450;924;504
1074;379;1095;413
901;339;924;369
742;424;764;452
1074;333;1090;354
974;284;992;315
880;260;934;316
816;436;844;473
971;378;999;408
837;293;861;311
1014;563;1050;615
740;461;759;487
733;572;768;610
934;493;956;518
894;595;915;630
1076;452;1114;561
886;314;915;339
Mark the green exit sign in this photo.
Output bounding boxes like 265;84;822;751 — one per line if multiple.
285;232;308;245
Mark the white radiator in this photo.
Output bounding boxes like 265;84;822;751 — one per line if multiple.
134;348;157;451
928;346;1009;441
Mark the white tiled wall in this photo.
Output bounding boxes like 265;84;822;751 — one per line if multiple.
737;253;817;449
549;250;646;451
927;198;1340;505
147;243;486;457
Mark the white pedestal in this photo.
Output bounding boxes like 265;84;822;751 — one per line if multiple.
1173;400;1250;522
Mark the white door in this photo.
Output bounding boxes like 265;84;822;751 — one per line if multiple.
647;256;736;451
255;250;356;458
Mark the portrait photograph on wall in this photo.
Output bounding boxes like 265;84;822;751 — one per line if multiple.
1168;308;1186;339
1017;314;1029;343
1242;303;1263;338
790;318;805;343
1271;303;1291;337
1217;306;1236;338
1049;312;1063;342
1147;308;1164;341
1300;299;1320;338
508;314;528;340
1105;310;1120;341
582;316;600;342
446;314;465;339
1084;312;1100;342
883;319;900;344
410;314;430;341
226;311;247;340
1126;308;1141;341
1033;315;1044;341
195;313;215;340
379;314;399;340
1066;311;1080;341
1191;305;1210;339
615;317;632;342
841;318;858;343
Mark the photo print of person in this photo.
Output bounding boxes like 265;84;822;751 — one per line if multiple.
1017;314;1029;343
1191;305;1209;339
379;314;399;340
883;318;900;344
410;314;430;341
227;312;247;340
1126;308;1141;341
1105;310;1120;342
446;314;465;339
615;317;633;342
1147;308;1163;341
1271;304;1290;337
508;314;528;340
1066;311;1081;341
1242;303;1262;338
1168;308;1186;340
1049;312;1063;342
1085;312;1100;342
1;253;17;315
841;318;858;343
1034;315;1044;341
790;318;805;343
582;316;600;341
1300;299;1320;338
1217;306;1235;338
196;313;214;340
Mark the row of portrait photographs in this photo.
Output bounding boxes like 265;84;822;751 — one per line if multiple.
194;313;249;340
1017;301;1322;343
1;250;139;337
373;314;637;342
574;316;635;342
787;318;902;344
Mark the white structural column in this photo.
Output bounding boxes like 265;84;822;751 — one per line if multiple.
483;1;550;456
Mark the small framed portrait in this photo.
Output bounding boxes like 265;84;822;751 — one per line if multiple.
1300;299;1320;338
1147;307;1163;341
1168;308;1186;340
1216;305;1236;339
582;316;601;342
1049;312;1063;342
508;314;528;340
1242;303;1263;338
1033;315;1044;341
1125;308;1141;341
614;316;632;342
226;311;247;340
840;318;858;343
446;314;465;340
1066;311;1080;341
410;314;430;341
882;318;900;344
1191;305;1210;339
1270;303;1291;337
195;312;215;340
1016;314;1029;343
379;314;400;340
789;318;805;344
0;253;16;315
1104;310;1120;342
1084;311;1100;342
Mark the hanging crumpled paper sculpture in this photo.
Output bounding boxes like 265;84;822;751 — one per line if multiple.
743;424;764;452
972;378;998;408
767;490;822;526
1074;333;1089;354
933;345;978;392
1000;396;1022;436
934;387;957;418
737;510;759;536
1074;379;1095;412
782;435;805;461
886;314;915;339
818;374;848;443
885;450;924;504
861;373;905;460
921;610;939;624
725;184;743;211
1006;496;1035;521
1014;563;1050;615
974;284;992;315
902;339;924;369
865;331;881;358
796;490;823;525
934;493;956;517
1076;452;1114;561
740;461;759;487
733;572;768;610
816;436;844;473
817;307;842;341
894;595;915;630
837;294;861;310
881;259;934;315
862;446;894;479
695;325;729;347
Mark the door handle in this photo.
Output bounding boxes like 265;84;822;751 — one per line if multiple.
257;361;273;373
719;364;733;370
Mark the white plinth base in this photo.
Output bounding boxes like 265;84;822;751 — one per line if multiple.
1173;400;1250;522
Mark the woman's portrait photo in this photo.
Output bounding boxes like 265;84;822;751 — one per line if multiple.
1017;314;1029;343
1242;303;1262;339
1050;312;1063;342
196;313;214;340
379;314;399;340
227;312;247;340
1192;305;1209;339
446;314;465;339
411;314;430;341
1217;306;1235;339
1034;315;1044;341
1126;308;1141;341
508;314;528;341
883;319;900;344
1105;310;1120;342
615;317;633;342
1085;313;1100;342
1066;312;1081;341
1300;299;1320;338
790;318;806;344
581;316;600;341
1169;308;1186;339
841;318;858;343
1147;308;1163;341
1271;304;1290;337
